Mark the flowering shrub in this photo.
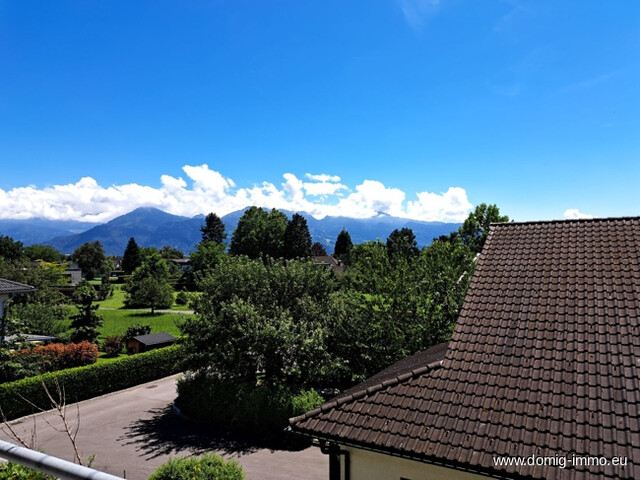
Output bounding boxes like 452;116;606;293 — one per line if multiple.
17;341;98;372
102;336;123;357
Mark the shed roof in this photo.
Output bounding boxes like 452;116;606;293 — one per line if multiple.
290;216;640;479
131;332;177;346
0;278;36;295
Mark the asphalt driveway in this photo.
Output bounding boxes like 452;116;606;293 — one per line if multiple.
0;374;327;480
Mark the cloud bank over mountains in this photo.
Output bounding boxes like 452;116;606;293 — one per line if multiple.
0;164;473;224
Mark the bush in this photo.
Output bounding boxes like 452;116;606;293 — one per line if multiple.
175;375;324;437
175;290;190;306
14;342;98;373
0;345;183;421
0;462;55;479
102;336;123;357
123;323;151;341
149;454;244;480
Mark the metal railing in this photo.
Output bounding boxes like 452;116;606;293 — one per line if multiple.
0;439;125;480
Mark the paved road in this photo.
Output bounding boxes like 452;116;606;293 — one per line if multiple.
0;375;327;480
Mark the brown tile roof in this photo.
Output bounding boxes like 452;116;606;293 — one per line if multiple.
290;217;640;480
0;278;35;295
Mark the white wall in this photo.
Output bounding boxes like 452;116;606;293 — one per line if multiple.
341;447;491;480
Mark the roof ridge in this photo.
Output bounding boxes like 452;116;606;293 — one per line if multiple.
489;215;640;227
290;359;443;426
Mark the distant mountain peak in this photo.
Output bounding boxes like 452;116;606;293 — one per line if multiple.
3;206;461;256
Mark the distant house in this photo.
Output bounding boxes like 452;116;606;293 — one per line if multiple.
4;333;57;348
0;278;35;319
312;255;345;274
62;261;82;286
127;332;177;354
170;258;191;273
0;278;36;343
290;216;640;480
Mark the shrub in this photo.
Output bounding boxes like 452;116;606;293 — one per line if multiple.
14;342;98;373
102;336;123;357
149;454;244;480
0;345;183;421
0;462;55;479
175;375;324;437
175;290;190;306
123;323;151;341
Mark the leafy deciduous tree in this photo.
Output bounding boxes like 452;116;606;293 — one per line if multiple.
229;207;287;259
181;256;336;388
24;244;64;263
71;241;106;280
457;203;509;254
124;252;174;313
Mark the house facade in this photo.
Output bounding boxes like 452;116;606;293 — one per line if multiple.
290;217;640;480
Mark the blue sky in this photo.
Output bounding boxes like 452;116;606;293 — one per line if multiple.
0;1;638;223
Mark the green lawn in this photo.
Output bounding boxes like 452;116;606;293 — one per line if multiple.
95;284;195;311
98;309;186;340
96;284;127;308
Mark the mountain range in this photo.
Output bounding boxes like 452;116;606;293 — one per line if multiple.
0;207;461;256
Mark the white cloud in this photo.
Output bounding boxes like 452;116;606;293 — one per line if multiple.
302;173;347;197
0;164;473;223
407;187;473;222
396;0;441;31
305;173;341;183
564;209;595;220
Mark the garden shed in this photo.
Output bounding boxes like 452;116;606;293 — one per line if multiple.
127;332;177;354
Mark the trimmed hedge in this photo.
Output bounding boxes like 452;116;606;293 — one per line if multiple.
0;345;183;420
149;454;245;480
175;375;324;437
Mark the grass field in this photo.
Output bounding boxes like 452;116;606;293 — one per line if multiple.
98;309;186;340
95;284;194;311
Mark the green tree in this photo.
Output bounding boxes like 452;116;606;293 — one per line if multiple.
125;252;174;313
386;227;419;266
283;213;312;259
23;244;63;262
71;241;106;280
0;235;24;262
311;242;327;256
181;256;335;388
123;323;151;341
457;203;510;254
189;240;226;283
334;229;353;264
200;212;227;244
159;245;184;260
122;237;142;274
229;207;287;259
331;237;475;384
70;280;103;343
